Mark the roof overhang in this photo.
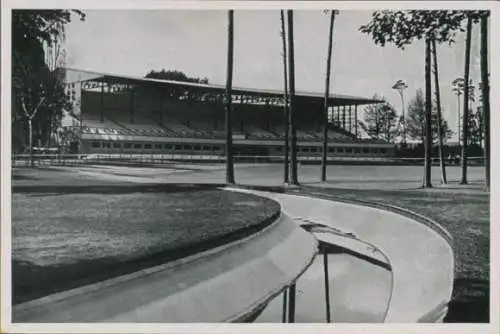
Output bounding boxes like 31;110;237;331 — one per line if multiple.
65;68;382;106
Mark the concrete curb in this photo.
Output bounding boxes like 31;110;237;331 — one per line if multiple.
13;213;318;323
303;193;456;324
232;188;455;323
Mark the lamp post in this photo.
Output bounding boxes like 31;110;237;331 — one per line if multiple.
392;79;408;145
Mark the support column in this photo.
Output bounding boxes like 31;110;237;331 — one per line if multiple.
100;81;105;123
240;96;244;132
79;82;83;136
342;105;346;130
355;105;358;138
266;99;270;131
129;84;134;124
159;90;163;126
348;105;352;133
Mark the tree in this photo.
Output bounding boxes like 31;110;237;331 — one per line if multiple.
468;106;483;147
406;89;426;142
361;96;399;142
280;10;290;184
287;10;299;186
145;69;209;84
12;10;85;163
360;10;473;188
321;10;338;182
480;13;490;190
225;10;235;184
391;79;408;144
431;38;447;184
460;16;473;185
452;77;475;146
406;89;453;145
424;36;433;187
452;77;464;147
432;105;454;144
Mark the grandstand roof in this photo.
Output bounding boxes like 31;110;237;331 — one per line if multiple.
65;68;382;106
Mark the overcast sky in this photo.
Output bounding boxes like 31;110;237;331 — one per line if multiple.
65;10;484;140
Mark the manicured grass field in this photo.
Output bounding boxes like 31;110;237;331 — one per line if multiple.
297;185;490;322
12;170;280;304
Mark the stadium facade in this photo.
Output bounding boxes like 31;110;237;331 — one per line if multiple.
61;69;395;160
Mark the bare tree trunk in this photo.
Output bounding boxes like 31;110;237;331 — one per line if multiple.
481;14;490;190
225;10;235;184
28;118;33;167
280;10;290;184
323;252;332;322
321;11;336;182
424;37;433;188
431;38;447;184
457;94;461;152
287;10;299;185
461;16;473;185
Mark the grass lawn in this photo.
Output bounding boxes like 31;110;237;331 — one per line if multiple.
12;181;280;305
297;185;490;323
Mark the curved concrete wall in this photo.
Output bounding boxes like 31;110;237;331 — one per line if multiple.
13;213;318;323
228;189;454;323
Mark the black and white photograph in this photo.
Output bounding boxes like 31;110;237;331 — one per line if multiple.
1;1;498;332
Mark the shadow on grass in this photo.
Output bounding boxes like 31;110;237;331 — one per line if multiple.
302;185;488;203
13;183;226;195
444;278;490;323
12;205;279;305
12;174;36;181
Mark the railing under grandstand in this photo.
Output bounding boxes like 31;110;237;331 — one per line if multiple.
11;153;486;167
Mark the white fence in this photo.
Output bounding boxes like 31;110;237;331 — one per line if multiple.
11;153;485;167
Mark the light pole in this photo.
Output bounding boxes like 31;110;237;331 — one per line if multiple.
392;79;408;145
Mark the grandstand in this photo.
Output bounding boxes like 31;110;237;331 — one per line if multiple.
61;68;395;160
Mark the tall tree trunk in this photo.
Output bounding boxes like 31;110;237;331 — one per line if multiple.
287;10;299;185
28;118;33;167
481;13;490;190
457;94;461;152
280;10;290;184
431;38;447;184
225;10;235;184
321;10;336;182
461;16;473;185
478;110;483;151
424;37;433;188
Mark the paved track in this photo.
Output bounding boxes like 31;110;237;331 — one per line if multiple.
233;189;454;322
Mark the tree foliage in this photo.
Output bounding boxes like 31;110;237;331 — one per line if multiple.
406;89;426;142
468;106;483;146
406;89;453;143
361;95;399;142
452;77;476;102
359;10;487;48
145;69;209;84
12;10;85;47
12;10;85;153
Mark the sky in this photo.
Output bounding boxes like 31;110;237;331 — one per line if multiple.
64;10;485;141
